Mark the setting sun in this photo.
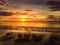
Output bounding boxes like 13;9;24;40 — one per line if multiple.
21;18;26;22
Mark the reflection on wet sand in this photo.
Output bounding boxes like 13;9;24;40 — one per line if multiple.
0;22;60;45
0;21;60;28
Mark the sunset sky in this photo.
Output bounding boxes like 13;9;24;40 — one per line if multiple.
0;0;60;16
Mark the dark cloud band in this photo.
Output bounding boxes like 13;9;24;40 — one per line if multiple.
47;1;60;11
0;12;12;16
0;0;6;5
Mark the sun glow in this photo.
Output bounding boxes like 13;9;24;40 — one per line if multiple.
17;15;28;22
21;18;26;21
18;15;28;18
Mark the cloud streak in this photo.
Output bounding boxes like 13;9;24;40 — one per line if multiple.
0;0;60;16
0;12;12;16
0;0;6;5
47;1;60;11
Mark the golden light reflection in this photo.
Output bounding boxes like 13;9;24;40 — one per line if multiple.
21;21;25;26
